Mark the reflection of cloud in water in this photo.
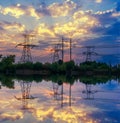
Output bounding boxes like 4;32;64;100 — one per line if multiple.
0;82;97;122
33;106;98;123
0;111;23;122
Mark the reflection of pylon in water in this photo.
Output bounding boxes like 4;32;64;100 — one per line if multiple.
16;34;37;63
52;81;63;101
82;84;97;100
15;80;35;109
53;83;59;100
52;44;62;62
52;81;73;107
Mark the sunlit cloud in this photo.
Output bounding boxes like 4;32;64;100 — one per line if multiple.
0;5;25;18
0;5;42;19
35;107;54;121
34;23;55;38
33;106;98;123
112;12;120;17
48;0;76;17
95;9;114;15
0;21;25;32
95;0;102;3
54;10;99;38
0;21;25;47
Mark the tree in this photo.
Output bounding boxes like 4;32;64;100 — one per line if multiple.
0;55;16;73
65;60;75;71
1;55;15;65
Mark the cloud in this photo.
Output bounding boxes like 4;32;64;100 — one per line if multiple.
34;23;55;38
0;5;25;18
0;4;43;19
0;21;25;32
81;9;120;50
54;10;99;38
95;0;102;3
112;2;120;17
112;12;120;17
0;1;79;20
95;9;114;15
0;1;77;19
48;0;76;17
32;9;99;40
0;21;26;51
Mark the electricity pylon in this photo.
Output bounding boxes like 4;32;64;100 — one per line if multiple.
16;33;37;63
82;46;98;62
52;43;62;63
50;37;64;63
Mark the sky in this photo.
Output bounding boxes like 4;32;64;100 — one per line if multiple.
0;0;120;64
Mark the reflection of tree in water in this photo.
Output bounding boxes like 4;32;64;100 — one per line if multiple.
80;75;110;85
0;75;14;89
81;77;120;103
80;76;108;100
15;80;36;110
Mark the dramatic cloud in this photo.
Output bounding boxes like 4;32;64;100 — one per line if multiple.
0;0;119;63
54;10;99;38
0;1;76;19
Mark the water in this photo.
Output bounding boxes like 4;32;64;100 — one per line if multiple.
0;75;120;123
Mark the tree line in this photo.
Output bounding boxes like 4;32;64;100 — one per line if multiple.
0;54;120;76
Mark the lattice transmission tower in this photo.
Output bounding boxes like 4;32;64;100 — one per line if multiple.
82;46;98;62
16;33;37;63
52;43;62;63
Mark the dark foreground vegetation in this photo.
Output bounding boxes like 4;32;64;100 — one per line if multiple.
0;55;120;76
